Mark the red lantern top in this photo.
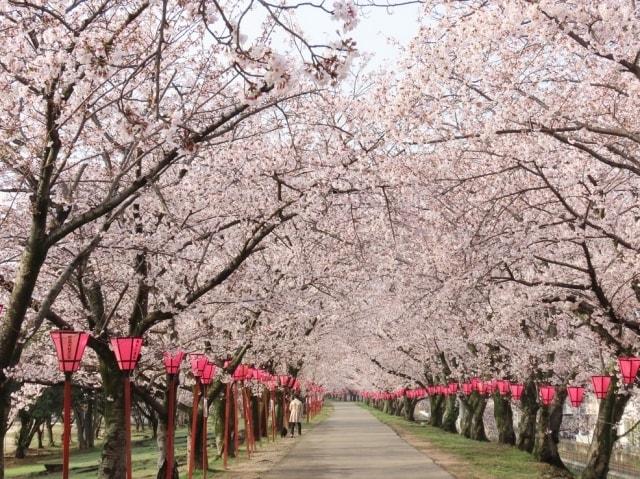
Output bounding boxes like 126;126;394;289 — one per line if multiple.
190;354;208;378
510;383;524;401
591;375;612;399
471;377;481;391
618;357;640;385
50;330;90;373
200;362;216;385
233;364;249;381
497;380;510;396
539;385;555;406
448;382;458;394
567;386;584;407
110;337;143;372
163;351;184;375
462;383;473;395
477;381;487;395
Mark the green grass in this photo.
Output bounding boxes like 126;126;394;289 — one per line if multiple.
5;405;334;478
360;403;567;479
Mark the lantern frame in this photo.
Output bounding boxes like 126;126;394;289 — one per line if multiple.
567;386;585;408
539;385;555;406
618;357;640;386
591;375;612;399
201;361;216;385
510;383;524;401
163;351;184;375
497;380;510;396
50;330;90;373
111;337;143;372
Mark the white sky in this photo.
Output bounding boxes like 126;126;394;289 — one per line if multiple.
297;4;421;68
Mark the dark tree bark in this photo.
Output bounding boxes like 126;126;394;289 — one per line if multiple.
460;392;487;441
14;410;43;459
442;395;459;433
492;393;516;445
428;395;445;427
46;417;55;447
402;397;417;421
533;388;567;469
580;379;630;479
516;381;539;453
97;362;126;479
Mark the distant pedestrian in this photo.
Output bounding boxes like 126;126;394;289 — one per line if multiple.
289;395;304;437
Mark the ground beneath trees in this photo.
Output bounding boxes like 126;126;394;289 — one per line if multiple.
261;401;453;479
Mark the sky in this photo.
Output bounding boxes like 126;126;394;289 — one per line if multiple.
297;4;421;69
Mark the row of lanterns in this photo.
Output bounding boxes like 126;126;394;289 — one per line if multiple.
50;330;323;479
362;356;640;409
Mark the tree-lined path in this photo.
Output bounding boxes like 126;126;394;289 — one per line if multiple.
264;402;453;479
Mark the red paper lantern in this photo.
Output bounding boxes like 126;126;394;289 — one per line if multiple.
111;337;143;372
190;354;208;378
200;362;216;385
477;381;487;395
567;386;584;407
50;331;89;373
462;383;473;395
591;375;612;399
497;380;510;396
510;383;524;400
278;374;289;387
448;382;458;394
539;385;555;406
163;351;184;375
618;357;640;385
233;364;248;381
471;377;481;391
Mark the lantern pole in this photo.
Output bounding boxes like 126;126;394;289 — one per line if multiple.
188;378;200;479
62;372;72;479
241;384;252;457
202;382;208;479
271;389;276;441
223;382;231;469
123;373;133;479
233;381;239;455
165;373;177;479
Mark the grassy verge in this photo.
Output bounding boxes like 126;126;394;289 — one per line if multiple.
360;403;569;479
5;405;334;479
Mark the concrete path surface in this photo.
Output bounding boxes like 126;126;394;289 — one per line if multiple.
263;402;454;478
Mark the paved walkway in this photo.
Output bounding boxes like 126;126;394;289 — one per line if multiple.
263;402;454;478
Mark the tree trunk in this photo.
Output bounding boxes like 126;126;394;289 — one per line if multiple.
46;417;55;447
98;362;126;479
493;393;516;445
0;385;11;479
402;397;417;421
85;396;95;448
533;388;567;469
428;396;445;427
460;393;487;441
36;425;44;449
75;405;88;450
15;410;41;459
442;395;459;433
516;380;539;453
580;380;629;479
261;392;268;439
190;408;205;470
251;395;260;441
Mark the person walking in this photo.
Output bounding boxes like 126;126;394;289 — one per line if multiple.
288;395;304;437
